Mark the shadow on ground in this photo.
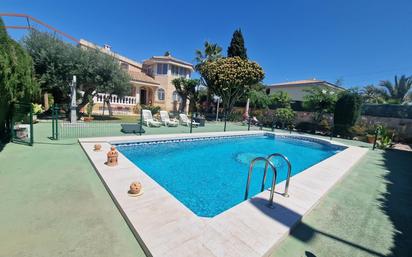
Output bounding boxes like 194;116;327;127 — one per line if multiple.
380;149;412;256
250;197;387;257
258;148;412;257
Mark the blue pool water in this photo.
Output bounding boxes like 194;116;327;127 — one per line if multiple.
117;134;344;217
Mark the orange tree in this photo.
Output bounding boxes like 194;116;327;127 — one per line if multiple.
199;57;264;131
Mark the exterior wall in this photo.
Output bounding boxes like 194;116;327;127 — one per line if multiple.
79;39;193;114
149;63;191;112
293;111;412;140
360;116;412;140
269;84;341;101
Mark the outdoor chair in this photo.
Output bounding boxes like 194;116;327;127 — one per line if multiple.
179;113;200;127
142;109;161;127
160;111;178;127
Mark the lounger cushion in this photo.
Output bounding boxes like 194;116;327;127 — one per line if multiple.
121;124;145;134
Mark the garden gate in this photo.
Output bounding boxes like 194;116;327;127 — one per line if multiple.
11;102;34;146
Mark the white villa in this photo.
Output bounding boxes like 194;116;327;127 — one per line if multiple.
266;79;345;102
79;39;194;115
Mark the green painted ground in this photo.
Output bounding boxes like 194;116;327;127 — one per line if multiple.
271;145;412;257
0;122;411;257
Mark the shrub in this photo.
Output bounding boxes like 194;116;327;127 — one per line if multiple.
255;109;275;127
32;103;44;115
274;108;295;128
295;122;319;133
319;118;331;132
227;111;243;122
376;125;394;149
86;96;94;117
269;91;291;109
141;105;161;115
334;92;363;137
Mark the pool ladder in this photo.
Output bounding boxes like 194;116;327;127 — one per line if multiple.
244;153;292;208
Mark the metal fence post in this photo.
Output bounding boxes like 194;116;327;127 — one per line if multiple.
55;106;59;140
372;130;378;150
29;103;34;146
52;111;55;139
190;112;193;134
139;108;144;136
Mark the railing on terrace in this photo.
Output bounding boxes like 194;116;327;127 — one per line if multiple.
94;93;137;105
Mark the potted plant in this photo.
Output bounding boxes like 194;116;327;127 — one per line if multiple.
32;103;44;123
376;126;394;150
84;96;95;122
366;126;378;143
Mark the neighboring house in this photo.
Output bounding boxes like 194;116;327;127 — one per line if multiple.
266;79;345;102
79;39;194;115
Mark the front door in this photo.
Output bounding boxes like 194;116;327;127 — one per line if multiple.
140;88;147;105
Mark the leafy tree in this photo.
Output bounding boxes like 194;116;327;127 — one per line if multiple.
269;91;291;108
22;30;75;104
303;87;339;122
333;91;363;137
22;30;130;116
172;78;201;113
378;75;412;104
199;57;264;130
360;85;386;104
243;83;269;109
0;18;39;139
227;29;247;59
275;108;295;128
80;50;130;116
248;89;270;109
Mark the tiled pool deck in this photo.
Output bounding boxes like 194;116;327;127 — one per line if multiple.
79;131;368;257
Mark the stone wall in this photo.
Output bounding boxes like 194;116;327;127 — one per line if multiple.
293;111;412;139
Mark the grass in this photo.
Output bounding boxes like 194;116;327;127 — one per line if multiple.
0;121;411;257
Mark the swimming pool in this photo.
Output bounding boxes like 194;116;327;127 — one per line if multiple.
116;134;344;217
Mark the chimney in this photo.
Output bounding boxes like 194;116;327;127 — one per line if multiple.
103;44;112;51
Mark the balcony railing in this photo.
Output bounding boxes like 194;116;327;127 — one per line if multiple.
94;93;137;105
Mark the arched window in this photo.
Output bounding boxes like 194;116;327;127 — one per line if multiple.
157;88;165;101
173;91;181;102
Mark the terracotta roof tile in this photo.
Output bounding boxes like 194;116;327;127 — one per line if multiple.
128;71;159;85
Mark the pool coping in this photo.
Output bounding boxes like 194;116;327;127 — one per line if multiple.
79;131;368;257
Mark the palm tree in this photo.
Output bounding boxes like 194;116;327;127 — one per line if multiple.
360;85;386;104
379;75;412;104
194;41;222;70
195;41;223;112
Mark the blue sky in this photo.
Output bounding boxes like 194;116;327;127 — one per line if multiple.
1;0;411;88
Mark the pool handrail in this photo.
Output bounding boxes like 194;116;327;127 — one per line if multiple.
264;153;292;197
244;157;278;208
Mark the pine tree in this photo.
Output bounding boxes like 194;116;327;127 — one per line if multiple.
227;29;248;59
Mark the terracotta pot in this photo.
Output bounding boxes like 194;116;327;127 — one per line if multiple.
84;117;94;122
367;134;375;143
94;144;102;151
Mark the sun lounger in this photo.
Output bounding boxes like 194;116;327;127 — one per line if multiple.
160;111;178;127
179;113;200;127
142;109;161;127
